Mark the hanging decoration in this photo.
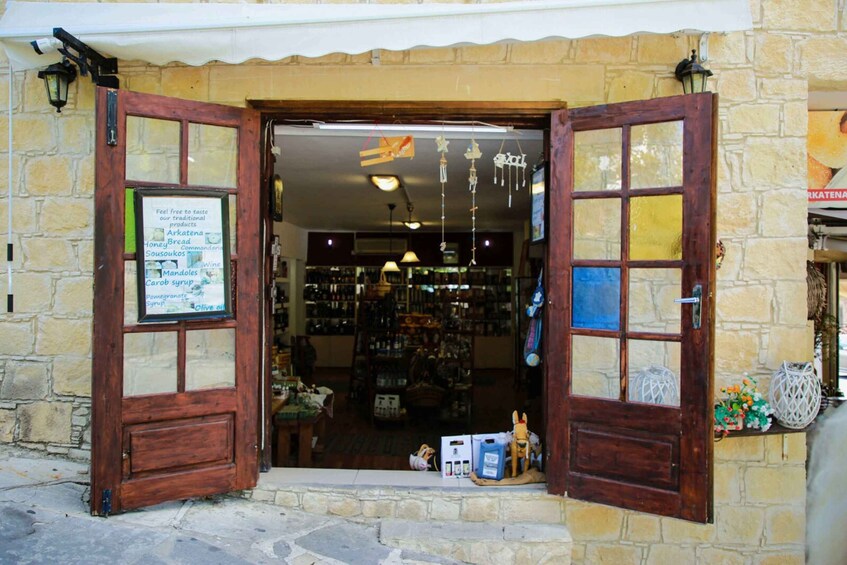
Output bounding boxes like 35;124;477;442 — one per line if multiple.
465;138;482;266
359;128;415;167
436;133;449;252
493;136;527;208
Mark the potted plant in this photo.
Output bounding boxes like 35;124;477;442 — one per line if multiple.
714;376;774;436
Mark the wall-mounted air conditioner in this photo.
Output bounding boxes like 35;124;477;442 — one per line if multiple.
353;237;408;255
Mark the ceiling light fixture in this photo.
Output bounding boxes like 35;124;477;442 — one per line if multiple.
382;203;401;273
316;123;512;134
369;174;401;192
403;202;421;230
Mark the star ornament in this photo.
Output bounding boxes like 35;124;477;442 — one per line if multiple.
435;135;450;153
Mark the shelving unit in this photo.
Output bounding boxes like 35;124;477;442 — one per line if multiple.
272;259;291;348
305;266;357;367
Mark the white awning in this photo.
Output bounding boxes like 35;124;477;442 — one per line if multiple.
0;0;752;71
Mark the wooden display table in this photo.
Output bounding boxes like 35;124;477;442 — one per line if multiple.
274;411;325;467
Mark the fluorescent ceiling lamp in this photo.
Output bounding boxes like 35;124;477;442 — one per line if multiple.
369;175;401;192
315;123;512;134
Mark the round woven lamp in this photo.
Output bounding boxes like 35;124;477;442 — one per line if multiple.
768;361;821;429
630;365;679;406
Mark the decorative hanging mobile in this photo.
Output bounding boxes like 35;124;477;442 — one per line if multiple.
492;136;527;208
465;136;482;266
435;132;449;252
359;124;415;167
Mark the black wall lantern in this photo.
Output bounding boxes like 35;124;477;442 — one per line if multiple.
36;60;77;113
675;49;713;94
32;27;119;113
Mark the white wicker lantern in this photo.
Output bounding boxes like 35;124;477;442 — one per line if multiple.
768;361;821;429
630;365;679;406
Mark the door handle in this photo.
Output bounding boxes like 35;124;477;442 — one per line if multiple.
675;284;702;329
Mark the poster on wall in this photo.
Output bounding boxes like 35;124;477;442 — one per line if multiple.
135;190;232;322
530;165;546;243
808;110;847;207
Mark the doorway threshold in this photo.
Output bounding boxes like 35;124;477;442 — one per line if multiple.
259;467;547;491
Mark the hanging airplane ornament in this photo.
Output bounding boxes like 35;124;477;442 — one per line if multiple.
436;134;449;252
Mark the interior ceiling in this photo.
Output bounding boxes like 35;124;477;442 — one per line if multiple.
274;125;544;233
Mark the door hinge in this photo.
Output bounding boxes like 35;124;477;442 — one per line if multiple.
102;489;112;517
106;90;118;146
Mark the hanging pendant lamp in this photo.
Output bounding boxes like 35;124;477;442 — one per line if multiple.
382;203;401;272
401;202;421;263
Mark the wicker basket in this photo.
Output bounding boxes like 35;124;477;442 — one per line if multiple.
406;383;445;408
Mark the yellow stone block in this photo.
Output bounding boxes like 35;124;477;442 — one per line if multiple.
728;104;780;134
755;34;793;74
584;544;641;564
716;436;765;461
459;44;508;64
396;499;427;521
716;505;764;545
646;544;695;565
607;71;654;104
760;190;807;238
0;198;37;234
565;501;624;541
23;71;49;113
362;499;396;518
0;320;34;355
742;238;806;281
13;116;56;153
461;497;498;522
52;356;92;397
13;272;53;313
54;277;93;316
717;70;757;102
698;547;745;565
746;466;806;504
77;240;95;272
408;47;456;65
661;516;715;543
753;553;804;565
127;73;163;95
77;157;95;195
39;199;92;235
22;238;77;271
377;50;405;65
782;101;807;137
638;35;690;65
763;0;836;31
708;32;747;65
575;37;632;63
273;491;300;508
501;498;562;524
716;285;773;323
59;117;93;155
774;282;807;326
714;330;759;374
765;326;813;369
656;77;682;98
162;66;210;101
18;401;72;444
799;36;847;82
744;137;806;187
510;40;570;64
714;462;741;504
0;409;14;442
624;514;660;542
25;156;74;196
759;78;807;100
765;506;805;544
717;192;757;236
36;318;92;356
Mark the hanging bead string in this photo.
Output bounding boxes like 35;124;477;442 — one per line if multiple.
465;127;481;267
436;127;449;252
515;138;527;190
493;138;506;185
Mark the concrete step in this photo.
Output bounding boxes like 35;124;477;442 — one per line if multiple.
380;520;572;565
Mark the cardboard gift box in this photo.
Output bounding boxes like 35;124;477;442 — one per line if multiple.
440;434;472;478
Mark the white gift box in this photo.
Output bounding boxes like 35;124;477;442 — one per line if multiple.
440;434;472;478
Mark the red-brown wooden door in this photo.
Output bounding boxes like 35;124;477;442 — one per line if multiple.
91;88;261;515
545;93;716;522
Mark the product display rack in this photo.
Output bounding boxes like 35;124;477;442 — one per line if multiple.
272;260;291;348
305;266;357;336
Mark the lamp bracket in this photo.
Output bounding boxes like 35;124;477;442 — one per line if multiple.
52;27;119;88
698;33;710;62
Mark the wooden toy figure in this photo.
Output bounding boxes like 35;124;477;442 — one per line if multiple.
511;410;530;477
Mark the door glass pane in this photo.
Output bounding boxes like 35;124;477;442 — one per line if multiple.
186;329;235;390
124;332;177;396
126;116;180;184
188;123;238;188
573;267;620;331
631;121;683;189
572;335;620;399
628;340;681;406
629;268;681;333
630;195;682;261
125;188;136;254
574;198;621;260
124;261;139;326
229;194;237;256
574;128;622;192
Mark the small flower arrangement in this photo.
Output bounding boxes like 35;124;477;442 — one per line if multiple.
714;376;773;435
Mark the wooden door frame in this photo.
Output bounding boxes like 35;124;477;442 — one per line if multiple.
251;100;565;471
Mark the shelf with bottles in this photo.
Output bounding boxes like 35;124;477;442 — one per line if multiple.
305;266;356;285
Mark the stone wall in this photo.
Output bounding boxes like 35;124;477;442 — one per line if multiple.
0;0;842;561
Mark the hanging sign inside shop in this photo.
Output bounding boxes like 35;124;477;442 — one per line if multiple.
808;110;847;206
134;190;232;322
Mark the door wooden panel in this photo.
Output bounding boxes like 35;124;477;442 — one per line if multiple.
92;88;261;515
546;93;716;523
